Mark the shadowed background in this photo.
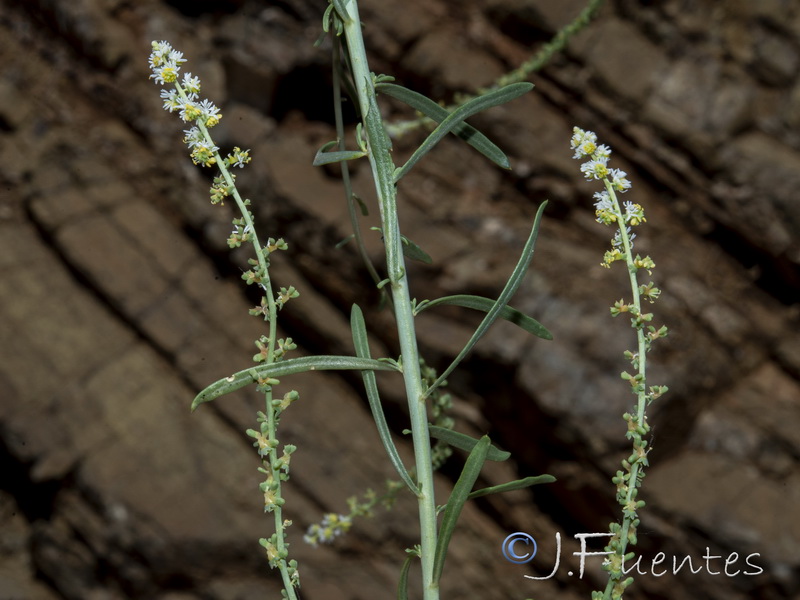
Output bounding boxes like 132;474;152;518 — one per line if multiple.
1;0;799;599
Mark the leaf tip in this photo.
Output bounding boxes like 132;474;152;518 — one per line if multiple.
190;391;216;412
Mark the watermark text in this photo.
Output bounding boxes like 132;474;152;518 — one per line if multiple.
501;532;763;580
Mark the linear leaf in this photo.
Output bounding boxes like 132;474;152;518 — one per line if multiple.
416;294;552;340
351;304;420;495
335;233;356;249
313;142;366;166
331;0;350;22
376;82;512;169
397;555;413;600
432;435;490;584
192;355;399;411
401;235;432;264
392;82;533;183
353;192;369;216
468;475;556;499
425;200;548;398
428;426;510;461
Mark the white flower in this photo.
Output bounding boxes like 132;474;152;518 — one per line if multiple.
160;89;180;112
610;168;632;192
570;127;598;158
182;126;204;148
231;148;251;168
198;98;220;120
148;41;186;85
594;190;613;212
594;144;612;161
181;73;201;96
148;40;172;69
612;227;636;249
580;158;609;180
178;100;202;122
168;48;186;66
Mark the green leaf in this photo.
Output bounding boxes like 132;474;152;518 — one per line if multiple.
392;82;533;183
192;355;399;411
468;475;556;499
320;4;334;35
397;554;413;600
428;426;510;461
401;235;432;264
335;233;355;249
376;82;512;169
331;0;351;22
352;192;368;216
351;305;420;495
313;140;366;166
334;44;359;112
425;200;548;398
370;228;432;264
432;435;490;584
416;294;552;340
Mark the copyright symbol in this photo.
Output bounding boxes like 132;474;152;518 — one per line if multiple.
502;532;537;564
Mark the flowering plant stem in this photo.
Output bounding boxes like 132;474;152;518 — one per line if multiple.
600;179;647;600
571;127;668;599
149;39;303;595
200;109;300;600
339;3;440;598
152;3;559;595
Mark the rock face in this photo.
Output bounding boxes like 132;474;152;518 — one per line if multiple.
1;1;798;599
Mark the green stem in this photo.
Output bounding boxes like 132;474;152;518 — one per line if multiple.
340;3;439;598
386;0;605;138
601;181;649;600
186;89;297;599
492;0;605;89
331;39;383;290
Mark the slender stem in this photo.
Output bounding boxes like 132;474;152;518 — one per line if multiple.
340;3;439;598
331;39;383;289
386;0;605;138
191;101;298;599
601;181;650;599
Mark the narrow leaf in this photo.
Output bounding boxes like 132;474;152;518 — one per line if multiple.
401;235;432;264
416;294;552;340
393;82;533;183
351;305;420;495
192;355;399;411
335;233;355;249
432;435;490;584
320;4;334;35
331;0;350;22
377;82;511;169
468;475;556;499
397;555;413;600
352;193;369;216
425;200;548;398
313;145;366;166
428;426;510;461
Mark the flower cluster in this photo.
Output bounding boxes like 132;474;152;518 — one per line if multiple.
150;43;301;597
259;534;299;586
149;40;251;170
571;127;642;268
303;513;353;547
303;478;406;548
421;359;455;470
301;358;456;551
572;127;668;600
